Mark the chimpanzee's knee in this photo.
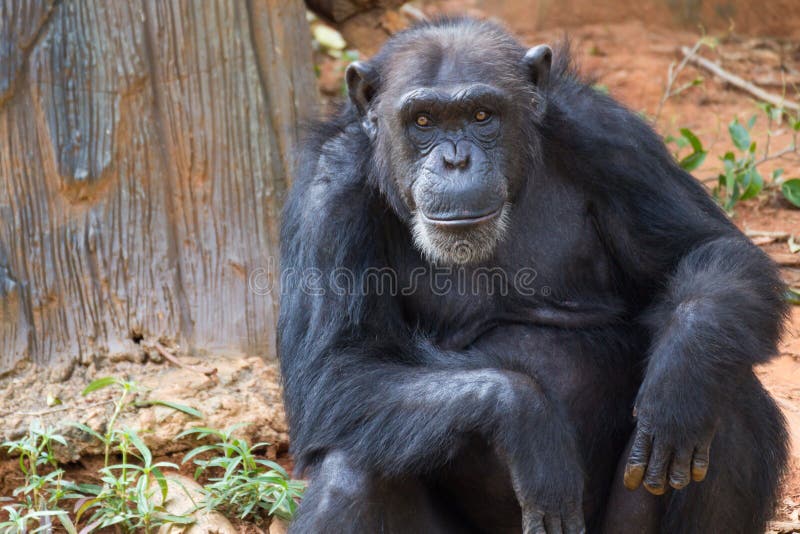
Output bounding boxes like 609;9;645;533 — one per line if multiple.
289;450;469;533
289;451;371;533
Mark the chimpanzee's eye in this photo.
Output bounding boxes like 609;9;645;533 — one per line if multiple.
415;114;431;127
474;110;490;122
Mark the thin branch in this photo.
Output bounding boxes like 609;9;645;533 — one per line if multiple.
755;144;799;166
681;46;800;112
745;230;791;240
653;40;707;125
153;342;218;379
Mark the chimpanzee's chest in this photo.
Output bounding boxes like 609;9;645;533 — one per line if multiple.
394;179;621;349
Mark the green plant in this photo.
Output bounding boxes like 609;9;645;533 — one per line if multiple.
713;116;765;211
713;106;800;212
0;421;76;533
668;103;800;213
0;506;74;534
67;376;202;532
665;127;708;172
180;424;305;521
75;376;201;465
68;427;192;533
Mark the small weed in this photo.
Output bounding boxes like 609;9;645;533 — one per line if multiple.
65;376;201;532
180;424;305;521
0;422;76;533
2;377;303;532
667;104;800;213
67;427;193;533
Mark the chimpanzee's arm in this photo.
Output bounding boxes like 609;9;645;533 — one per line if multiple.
278;125;584;530
625;233;785;494
547;93;788;496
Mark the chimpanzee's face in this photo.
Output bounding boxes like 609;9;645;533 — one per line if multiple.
346;30;551;265
389;82;514;265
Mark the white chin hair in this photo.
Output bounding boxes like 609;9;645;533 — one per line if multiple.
411;203;511;265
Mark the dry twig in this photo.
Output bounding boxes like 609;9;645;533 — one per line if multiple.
153;342;218;379
653;40;710;125
681;46;800;112
745;230;791;240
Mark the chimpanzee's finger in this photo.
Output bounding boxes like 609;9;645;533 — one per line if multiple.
562;506;586;534
692;442;711;482
623;428;652;490
668;447;693;489
523;509;547;534
544;514;563;534
643;441;671;495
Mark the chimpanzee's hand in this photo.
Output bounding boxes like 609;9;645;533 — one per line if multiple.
518;500;585;534
622;405;716;495
505;406;586;533
513;459;585;534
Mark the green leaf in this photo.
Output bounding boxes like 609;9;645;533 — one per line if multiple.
68;422;105;443
729;120;751;151
773;168;785;181
82;376;119;395
176;426;225;440
740;168;764;200
671;77;704;96
679;128;704;152
75;497;101;523
786;288;800;305
160;514;195;524
55;512;78;534
747;114;757;130
679;151;707;172
782;178;800;208
126;429;152;466
150;466;169;503
137;400;203;419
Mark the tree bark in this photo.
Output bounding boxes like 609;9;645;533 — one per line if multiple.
0;0;317;375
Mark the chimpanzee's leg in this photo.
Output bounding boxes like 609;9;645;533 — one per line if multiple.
603;373;787;534
289;450;472;534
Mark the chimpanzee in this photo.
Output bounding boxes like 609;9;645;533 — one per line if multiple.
278;17;788;534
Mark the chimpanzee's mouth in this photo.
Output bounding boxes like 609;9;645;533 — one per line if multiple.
419;207;503;229
411;203;511;265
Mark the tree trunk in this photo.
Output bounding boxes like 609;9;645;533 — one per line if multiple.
0;0;317;375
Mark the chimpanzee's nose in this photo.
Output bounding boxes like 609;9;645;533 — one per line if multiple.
442;140;471;170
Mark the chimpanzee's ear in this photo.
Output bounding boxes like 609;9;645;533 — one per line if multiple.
345;61;379;116
522;44;553;88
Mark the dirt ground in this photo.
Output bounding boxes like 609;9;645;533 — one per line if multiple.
2;3;800;532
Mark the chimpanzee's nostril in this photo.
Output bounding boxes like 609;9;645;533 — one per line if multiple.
443;153;470;170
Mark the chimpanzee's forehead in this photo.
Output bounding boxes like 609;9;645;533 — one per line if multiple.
381;24;527;96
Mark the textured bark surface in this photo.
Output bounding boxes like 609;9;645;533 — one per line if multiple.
0;0;317;374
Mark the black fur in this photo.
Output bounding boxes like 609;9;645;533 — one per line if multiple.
278;17;788;534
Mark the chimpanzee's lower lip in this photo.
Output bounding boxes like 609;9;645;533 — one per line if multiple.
420;207;502;228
